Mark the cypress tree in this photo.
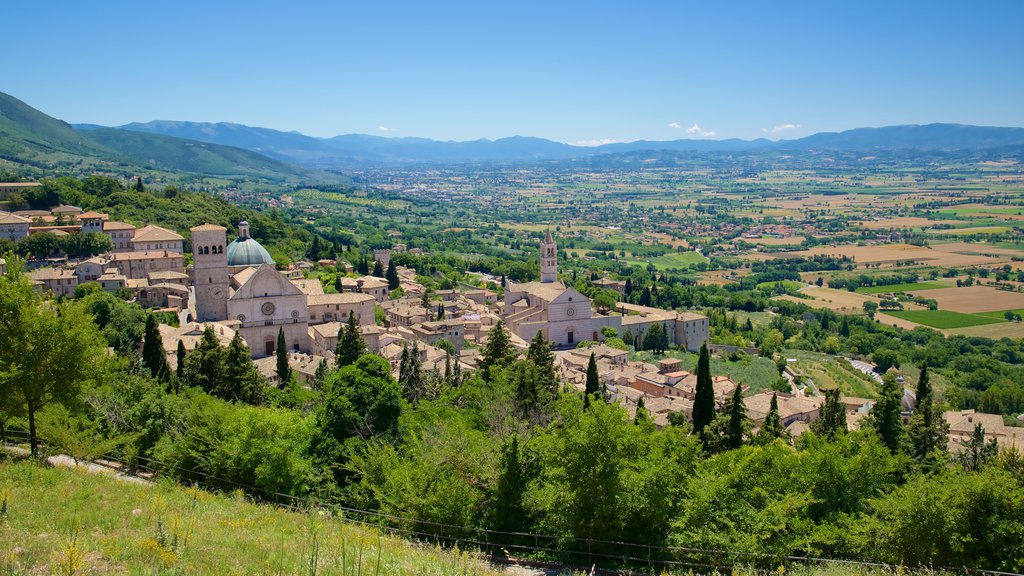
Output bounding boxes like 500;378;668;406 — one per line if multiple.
812;388;847;438
692;343;716;439
224;332;266;404
756;393;785;443
134;177;144;192
478;320;515;381
372;259;384;278
275;327;290;385
386;260;399;290
526;331;557;393
908;363;946;462
437;302;445;320
175;340;186;391
335;310;366;368
492;435;527;531
312;358;329;391
635;396;650;425
872;369;905;453
726;382;747;449
142;314;169;381
584;352;600;410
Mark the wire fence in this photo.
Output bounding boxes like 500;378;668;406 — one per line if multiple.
2;428;1022;576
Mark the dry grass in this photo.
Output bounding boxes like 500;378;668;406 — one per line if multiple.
917;285;1024;313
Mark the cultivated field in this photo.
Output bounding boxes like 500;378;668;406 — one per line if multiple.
856;281;950;294
884;309;1004;329
785;243;1014;268
918;285;1024;313
857;217;960;229
775;286;882;314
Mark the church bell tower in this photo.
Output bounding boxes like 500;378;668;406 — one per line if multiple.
540;228;557;283
191;224;230;322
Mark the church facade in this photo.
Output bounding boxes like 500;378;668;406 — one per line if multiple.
504;230;621;348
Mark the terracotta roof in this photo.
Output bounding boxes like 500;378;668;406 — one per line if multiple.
132;224;184;243
0;211;31;225
109;251;184;262
103;221;136;231
51;205;82;214
190;223;227;232
78;211;109;220
308;292;375;306
29;267;76;280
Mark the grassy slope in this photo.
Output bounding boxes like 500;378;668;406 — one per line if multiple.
0;461;504;576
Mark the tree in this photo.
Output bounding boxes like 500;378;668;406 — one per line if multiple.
134;176;144;192
491;434;528;531
958;423;998;471
398;343;424;403
863;300;879;319
526;331;557;393
142;314;170;382
584;352;600;410
811;388;847;438
755;393;785;444
871;348;901;372
335;311;366;368
725;382;747;449
182;327;225;394
311;358;329;391
871;369;905;453
175;340;186;391
372;259;384;278
222;332;267;405
477;320;516;381
436;302;445;320
275;327;290;385
0;263;106;455
692;343;716;440
386;260;399;290
907;363;947;465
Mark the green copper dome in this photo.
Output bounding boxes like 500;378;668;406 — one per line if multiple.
226;237;274;267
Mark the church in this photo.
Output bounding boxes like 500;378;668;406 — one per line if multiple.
503;230;621;348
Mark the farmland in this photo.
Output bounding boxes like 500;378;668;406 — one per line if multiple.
856;281;950;294
884;309;1005;329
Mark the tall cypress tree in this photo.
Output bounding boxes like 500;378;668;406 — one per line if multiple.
692;343;716;439
872;369;905;453
372;259;384;278
386;260;400;290
908;363;946;462
142;314;169;381
726;382;747;449
584;352;600;410
224;332;267;405
275;327;290;385
756;393;785;443
812;388;847;438
526;331;557;393
335;310;366;368
175;340;186;391
492;435;527;531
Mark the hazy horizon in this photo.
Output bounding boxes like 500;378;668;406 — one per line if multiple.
7;1;1024;143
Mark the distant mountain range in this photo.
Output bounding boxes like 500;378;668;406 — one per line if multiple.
0;92;318;182
100;119;1024;168
4;89;1024;177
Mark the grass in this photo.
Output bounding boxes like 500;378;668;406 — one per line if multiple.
856;281;949;294
885;309;1005;329
637;350;781;394
976;308;1024;320
0;460;505;576
783;350;879;398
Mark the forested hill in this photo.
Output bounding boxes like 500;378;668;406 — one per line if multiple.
0;91;325;183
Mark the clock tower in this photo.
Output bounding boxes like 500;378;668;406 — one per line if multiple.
540;228;558;283
191;224;230;322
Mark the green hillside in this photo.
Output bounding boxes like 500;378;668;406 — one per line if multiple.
0;91;315;182
0;461;505;576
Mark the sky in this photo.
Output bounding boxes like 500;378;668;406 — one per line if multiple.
5;1;1024;144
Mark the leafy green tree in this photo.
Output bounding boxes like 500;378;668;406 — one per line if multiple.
335;310;366;368
957;423;998;472
692;343;716;440
755;393;785;444
142;314;170;382
811;388;847;438
871;348;901;372
477;320;516;381
386;260;399;290
182;327;226;394
863;300;879;319
0;262;106;455
871;369;905;453
584;352;600;410
275;327;290;384
725;382;748;450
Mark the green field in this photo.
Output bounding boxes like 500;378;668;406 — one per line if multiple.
885;309;1005;329
976;308;1024;320
856;281;949;294
623;250;708;270
757;280;805;291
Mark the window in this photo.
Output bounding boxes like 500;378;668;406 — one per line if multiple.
265;320;273;326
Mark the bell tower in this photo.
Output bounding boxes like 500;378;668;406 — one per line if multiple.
191;224;229;321
540;228;558;283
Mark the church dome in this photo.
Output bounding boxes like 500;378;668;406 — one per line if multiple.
227;236;274;267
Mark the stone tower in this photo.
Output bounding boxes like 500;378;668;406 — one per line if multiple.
191;223;229;322
540;228;557;283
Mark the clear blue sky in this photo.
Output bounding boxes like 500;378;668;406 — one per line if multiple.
6;1;1024;143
